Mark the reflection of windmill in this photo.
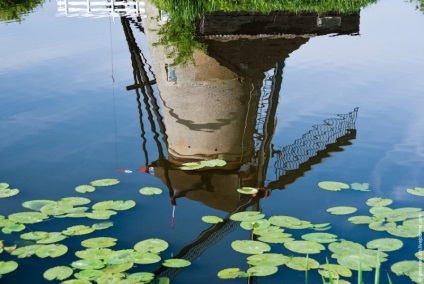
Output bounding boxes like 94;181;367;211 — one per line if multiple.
120;4;359;281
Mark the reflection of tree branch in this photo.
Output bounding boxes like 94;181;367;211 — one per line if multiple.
0;0;44;23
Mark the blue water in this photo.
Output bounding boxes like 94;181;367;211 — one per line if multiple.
1;0;424;283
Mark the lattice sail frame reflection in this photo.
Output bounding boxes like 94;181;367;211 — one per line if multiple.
56;0;146;18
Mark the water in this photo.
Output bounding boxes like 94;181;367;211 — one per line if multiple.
1;0;424;283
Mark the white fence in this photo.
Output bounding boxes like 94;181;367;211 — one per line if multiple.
57;0;146;18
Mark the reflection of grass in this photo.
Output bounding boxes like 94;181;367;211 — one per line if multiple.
0;0;44;23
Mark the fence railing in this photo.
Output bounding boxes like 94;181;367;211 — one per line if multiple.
57;0;145;18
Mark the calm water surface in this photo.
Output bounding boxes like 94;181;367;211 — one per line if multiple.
1;0;424;283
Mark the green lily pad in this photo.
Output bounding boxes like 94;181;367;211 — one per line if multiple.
92;222;113;230
217;268;247;279
63;225;95;236
71;259;105;270
59;197;91;206
127;272;155;282
43;266;74;281
231;240;271;254
179;162;205;170
319;263;352;277
75;185;96;193
86;210;117;220
74;269;104;281
22;200;57;211
268;215;301;228
326;206;357;215
201;215;223;224
134;238;168;253
369;206;392;216
391;260;420;276
81;237;117;248
237;187;258;195
92;201;114;210
0;183;9;190
75;248;113;260
2;223;25;234
368;221;396;232
328;240;365;256
90;179;120;187
253;226;284;236
139;187;163;195
247;265;278;277
8;211;49;224
102;262;133;273
301;233;338;243
257;232;294;244
350;182;370;191
36;232;67;244
104;250;134;264
284;241;325;254
0;188;19;198
11;245;42;258
366;197;393;207
318;181;349;191
366;238;403;252
0;260;18;275
406;187;424;196
111;200;136;211
336;254;373;271
41;203;74;216
348;215;376;224
416;251;423;260
230;211;265;222
162;258;191;268
35;244;68;258
132;252;162;264
286;257;320;271
200;159;227;167
247;253;290;266
240;219;270;231
61;279;92;284
387;225;420;238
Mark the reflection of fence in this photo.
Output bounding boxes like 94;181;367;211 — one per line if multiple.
57;0;145;18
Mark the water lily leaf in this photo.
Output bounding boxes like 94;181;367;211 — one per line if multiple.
162;258;191;268
237;187;258;195
11;245;42;258
231;240;271;254
0;188;19;198
376;210;408;222
8;211;49;224
139;187;163;195
230;211;265;222
217;268;247;279
286;257;319;271
284;241;325;254
387;225;420;238
59;197;91;206
0;260;18;275
247;265;278;277
318;181;349;191
257;232;294;244
290;221;313;229
200;159;227;167
336;254;373;271
35;232;67;244
326;206;357;215
90;179;120;187
63;225;95;236
366;238;403;252
350;182;370;191
348;215;376;224
201;215;223;224
86;210;117;220
132;251;161;264
134;238;168;253
406;187;424;196
301;233;338;243
111;200;136;211
75;248;113;260
253;226;284;236
92;201;114;210
319;263;352;277
102;262;133;273
366;197;393;207
75;185;96;193
416;251;423;260
127;272;155;282
403;219;424;232
240;219;270;231
369;206;392;216
247;253;290;266
61;279;92;284
407;269;422;283
72;259;105;270
92;222;113;231
368;221;396;232
41;203;74;216
328;241;365;255
74;269;104;281
96;273;124;284
2;223;25;234
104;250;134;264
0;183;9;190
35;244;68;258
22;200;57;211
81;237;117;248
0;218;15;227
391;260;420;276
179;162;205;170
43;266;73;281
268;215;301;228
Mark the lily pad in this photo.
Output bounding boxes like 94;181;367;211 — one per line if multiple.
247;253;290;266
391;260;420;276
366;238;403;252
132;252;162;264
162;258;191;268
348;215;376;224
406;187;424;196
86;210;117;220
326;206;357;215
75;185;96;193
237;187;258;195
81;237;117;248
22;200;57;211
35;244;68;258
319;263;352;278
62;225;95;236
74;269;104;281
257;232;294;244
92;222;114;230
92;201;114;210
111;200;136;211
253;226;284;236
368;221;396;232
247;265;278;277
61;279;92;284
301;233;338;243
284;240;325;254
102;262;133;273
416;251;423;260
179;162;205;170
139;187;163;195
350;182;370;191
0;260;18;275
200;159;227;167
43;266;73;281
201;215;223;224
285;257;320;271
318;181;349;191
134;238;168;253
127;272;155;282
0;183;9;190
8;211;48;224
366;197;393;207
0;188;19;198
217;268;247;279
230;211;265;222
11;245;42;258
387;225;420;238
90;179;120;187
71;259;105;270
268;215;301;228
2;223;25;234
231;240;271;254
36;232;67;244
240;219;270;231
75;248;113;260
41;203;74;216
104;250;134;265
59;197;91;206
